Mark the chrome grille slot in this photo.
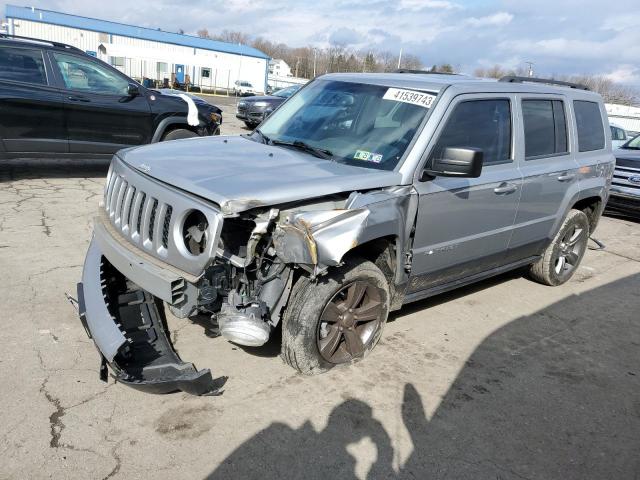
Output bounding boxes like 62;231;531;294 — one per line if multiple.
162;206;173;249
122;186;136;234
148;199;158;243
612;165;640;190
100;157;223;277
140;195;155;249
105;170;118;209
114;179;128;227
108;175;122;218
135;192;147;237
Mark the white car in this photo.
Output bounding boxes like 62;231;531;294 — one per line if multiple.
610;123;630;149
234;80;256;96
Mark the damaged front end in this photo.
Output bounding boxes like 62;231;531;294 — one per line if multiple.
78;156;415;395
77;245;221;395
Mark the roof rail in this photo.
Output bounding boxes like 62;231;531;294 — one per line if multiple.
499;76;589;91
0;33;83;52
394;69;458;75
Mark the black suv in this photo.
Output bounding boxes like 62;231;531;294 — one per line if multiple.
236;84;301;128
0;35;222;159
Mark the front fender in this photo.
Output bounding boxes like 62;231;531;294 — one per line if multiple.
272;186;418;281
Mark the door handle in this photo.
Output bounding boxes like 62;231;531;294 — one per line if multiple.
67;96;90;102
557;173;576;182
493;183;518;195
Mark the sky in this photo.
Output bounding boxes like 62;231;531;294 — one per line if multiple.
3;0;640;87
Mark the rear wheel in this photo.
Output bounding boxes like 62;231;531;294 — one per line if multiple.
162;128;198;141
528;209;590;286
281;259;390;375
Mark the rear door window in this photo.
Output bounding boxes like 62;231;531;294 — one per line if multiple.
430;99;512;166
574;100;605;152
0;46;47;85
522;99;568;159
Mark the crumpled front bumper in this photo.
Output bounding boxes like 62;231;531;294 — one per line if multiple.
77;237;222;396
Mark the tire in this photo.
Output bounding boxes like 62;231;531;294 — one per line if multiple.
528;209;590;286
162;128;198;141
244;121;257;129
281;259;390;375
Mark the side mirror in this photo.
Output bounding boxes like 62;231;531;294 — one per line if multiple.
127;83;140;96
424;147;484;178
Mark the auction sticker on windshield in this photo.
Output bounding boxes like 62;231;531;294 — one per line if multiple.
383;88;436;108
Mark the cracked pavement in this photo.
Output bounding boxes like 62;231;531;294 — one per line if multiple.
1;101;640;479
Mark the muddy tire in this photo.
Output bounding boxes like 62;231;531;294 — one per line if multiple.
528;209;590;286
162;128;198;141
281;259;390;375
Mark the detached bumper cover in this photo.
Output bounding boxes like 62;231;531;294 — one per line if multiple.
78;238;221;395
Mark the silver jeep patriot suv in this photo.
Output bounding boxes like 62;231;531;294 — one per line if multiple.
77;73;614;395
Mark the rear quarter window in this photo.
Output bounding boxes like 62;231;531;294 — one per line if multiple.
574;100;605;152
0;46;47;85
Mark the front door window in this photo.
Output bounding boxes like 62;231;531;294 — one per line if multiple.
53;52;129;95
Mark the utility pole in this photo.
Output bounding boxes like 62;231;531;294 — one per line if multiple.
525;61;534;77
397;48;403;69
313;48;317;78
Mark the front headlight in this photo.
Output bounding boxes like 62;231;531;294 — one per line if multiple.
252;101;270;108
210;112;222;124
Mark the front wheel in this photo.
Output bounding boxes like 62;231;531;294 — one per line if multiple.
162;128;198;141
528;209;590;286
281;259;390;375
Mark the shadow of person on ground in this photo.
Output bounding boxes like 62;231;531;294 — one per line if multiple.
207;273;640;479
207;399;396;479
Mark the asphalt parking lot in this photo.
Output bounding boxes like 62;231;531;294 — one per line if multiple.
1;95;640;479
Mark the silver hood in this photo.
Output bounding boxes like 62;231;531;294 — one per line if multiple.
117;136;403;215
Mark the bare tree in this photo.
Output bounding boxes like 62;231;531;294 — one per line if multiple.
211;30;251;45
197;27;424;77
474;64;527;79
561;75;639;106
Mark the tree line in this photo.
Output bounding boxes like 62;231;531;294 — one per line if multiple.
197;29;638;106
196;29;458;77
474;65;639;106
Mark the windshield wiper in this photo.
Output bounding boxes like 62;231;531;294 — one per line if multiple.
270;139;333;160
252;128;271;144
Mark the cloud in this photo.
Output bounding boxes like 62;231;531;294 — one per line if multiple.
605;65;640;85
465;12;514;27
3;0;640;87
328;27;365;46
399;0;461;11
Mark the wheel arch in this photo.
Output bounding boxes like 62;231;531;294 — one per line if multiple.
152;117;197;142
571;195;604;234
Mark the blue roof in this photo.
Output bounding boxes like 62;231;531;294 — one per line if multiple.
5;4;270;60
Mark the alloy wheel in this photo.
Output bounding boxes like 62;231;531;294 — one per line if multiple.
317;281;385;364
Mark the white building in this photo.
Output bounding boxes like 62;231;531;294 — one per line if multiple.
606;103;640;134
269;59;292;77
4;4;270;93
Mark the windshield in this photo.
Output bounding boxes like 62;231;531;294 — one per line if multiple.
622;134;640;149
273;85;300;98
257;79;435;170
